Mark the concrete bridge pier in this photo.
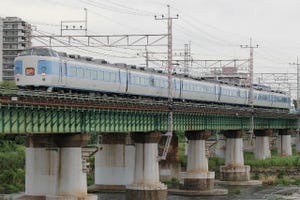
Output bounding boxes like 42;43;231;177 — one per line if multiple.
277;129;293;156
254;129;272;160
24;134;97;200
182;130;214;190
218;130;261;186
91;132;135;191
126;131;167;200
220;130;250;182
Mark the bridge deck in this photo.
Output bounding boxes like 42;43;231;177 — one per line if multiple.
0;88;297;134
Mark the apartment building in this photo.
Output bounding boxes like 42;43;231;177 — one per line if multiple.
1;17;32;81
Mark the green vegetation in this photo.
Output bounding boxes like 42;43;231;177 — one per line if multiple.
245;152;300;167
178;142;187;169
0;81;17;89
268;198;288;200
87;156;95;186
0;136;26;194
234;189;241;195
162;178;180;189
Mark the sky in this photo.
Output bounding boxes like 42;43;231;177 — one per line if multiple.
1;0;300;94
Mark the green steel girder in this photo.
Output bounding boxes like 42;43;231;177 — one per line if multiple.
0;104;297;134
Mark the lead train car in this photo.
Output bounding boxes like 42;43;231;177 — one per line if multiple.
14;48;291;110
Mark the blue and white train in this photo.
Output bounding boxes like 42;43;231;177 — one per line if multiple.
14;47;291;109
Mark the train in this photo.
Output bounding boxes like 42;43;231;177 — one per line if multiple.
14;47;291;109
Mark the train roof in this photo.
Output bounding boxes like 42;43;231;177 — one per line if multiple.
19;47;59;57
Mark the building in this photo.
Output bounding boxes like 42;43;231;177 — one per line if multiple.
1;17;32;81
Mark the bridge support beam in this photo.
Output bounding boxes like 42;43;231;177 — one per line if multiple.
24;134;97;200
126;131;167;200
254;129;272;160
182;130;214;190
220;130;250;182
277;129;293;156
92;132;135;191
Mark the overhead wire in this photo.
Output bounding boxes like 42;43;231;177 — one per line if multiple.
78;0;153;16
33;29;141;59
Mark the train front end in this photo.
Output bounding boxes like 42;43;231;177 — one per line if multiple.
14;48;61;89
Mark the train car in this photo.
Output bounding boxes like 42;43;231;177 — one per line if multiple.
181;78;218;102
14;47;291;110
218;85;248;105
65;59;127;94
14;48;61;89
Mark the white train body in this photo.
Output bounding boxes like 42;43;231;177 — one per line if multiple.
14;48;291;110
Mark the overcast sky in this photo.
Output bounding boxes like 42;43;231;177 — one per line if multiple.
2;0;300;77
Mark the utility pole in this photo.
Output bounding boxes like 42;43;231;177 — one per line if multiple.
155;5;178;160
289;58;300;152
241;38;259;135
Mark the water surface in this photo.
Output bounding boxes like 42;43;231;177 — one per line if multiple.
96;185;298;200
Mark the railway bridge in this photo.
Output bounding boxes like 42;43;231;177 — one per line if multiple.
0;87;298;200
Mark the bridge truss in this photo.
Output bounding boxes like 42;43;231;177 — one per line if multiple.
0;88;296;134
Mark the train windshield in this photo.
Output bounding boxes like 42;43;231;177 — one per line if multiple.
19;48;59;57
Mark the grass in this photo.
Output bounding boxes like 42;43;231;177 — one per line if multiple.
162;178;180;189
0;81;16;89
244;149;300;167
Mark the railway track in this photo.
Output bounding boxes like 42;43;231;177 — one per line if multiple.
0;87;295;118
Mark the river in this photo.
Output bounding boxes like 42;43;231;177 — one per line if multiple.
96;185;300;200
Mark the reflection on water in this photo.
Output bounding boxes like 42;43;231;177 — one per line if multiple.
96;186;299;200
97;193;125;200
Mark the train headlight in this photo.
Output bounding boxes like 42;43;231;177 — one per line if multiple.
42;72;46;81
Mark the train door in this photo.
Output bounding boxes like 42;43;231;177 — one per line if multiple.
58;61;62;84
149;75;155;95
63;62;67;86
59;61;67;86
126;70;130;93
217;84;221;101
179;79;183;98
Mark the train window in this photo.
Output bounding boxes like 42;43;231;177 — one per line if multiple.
91;70;97;80
78;68;84;78
144;77;149;85
131;76;135;84
19;49;32;56
110;73;116;82
99;71;104;80
160;80;163;88
150;78;154;86
14;61;23;75
155;79;160;87
25;68;35;76
69;67;77;77
32;48;52;56
85;69;91;79
104;72;110;81
139;77;143;85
